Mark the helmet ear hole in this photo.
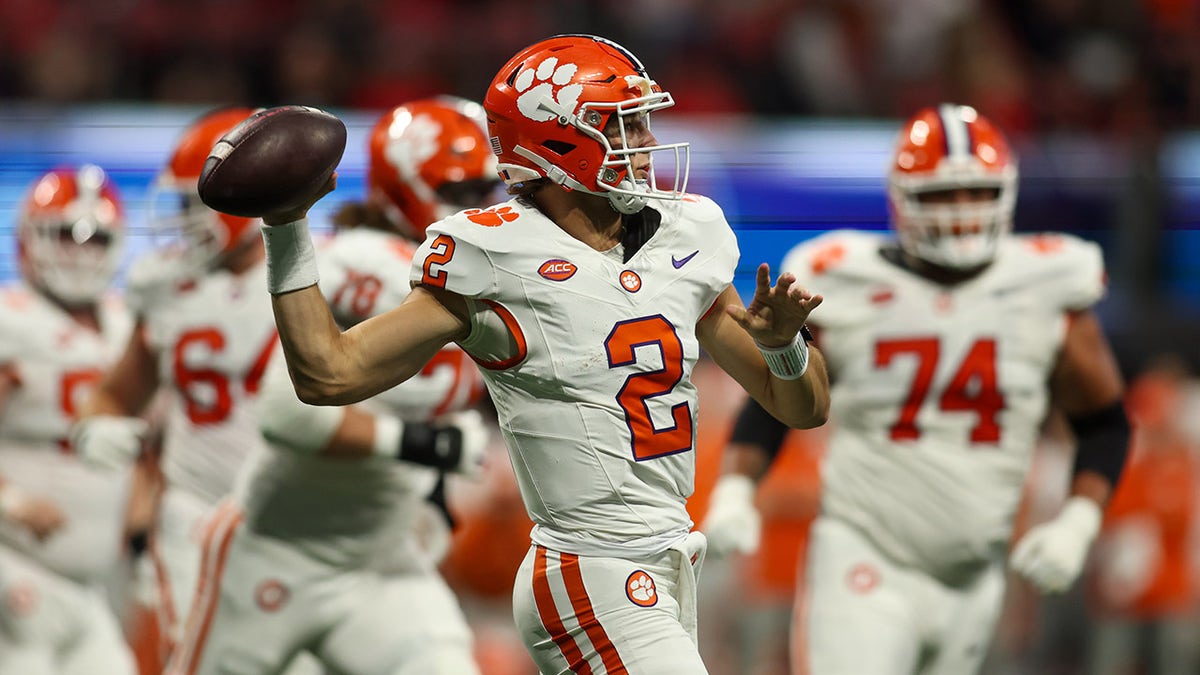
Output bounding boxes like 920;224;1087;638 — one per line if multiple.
542;140;576;156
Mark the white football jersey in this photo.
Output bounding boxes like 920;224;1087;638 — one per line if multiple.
236;226;483;569
411;197;738;558
128;253;279;507
0;283;133;582
782;229;1105;583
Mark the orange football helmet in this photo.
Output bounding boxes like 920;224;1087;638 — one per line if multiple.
887;104;1018;270
17;165;125;305
484;34;689;214
149;107;259;270
368;96;500;240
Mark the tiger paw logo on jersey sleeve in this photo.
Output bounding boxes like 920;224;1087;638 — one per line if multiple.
465;205;520;227
626;570;658;607
515;57;582;122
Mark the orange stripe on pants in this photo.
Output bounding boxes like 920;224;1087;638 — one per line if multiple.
166;502;243;675
560;553;627;675
533;547;594;674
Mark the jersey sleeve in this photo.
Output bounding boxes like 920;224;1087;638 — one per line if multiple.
779;230;868;290
670;195;738;315
125;251;188;316
0;290;26;364
1015;233;1107;311
409;216;498;299
317;232;415;326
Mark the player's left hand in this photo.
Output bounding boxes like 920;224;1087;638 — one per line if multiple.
1010;496;1102;594
726;263;822;347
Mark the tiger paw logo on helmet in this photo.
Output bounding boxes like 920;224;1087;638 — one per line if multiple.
515;57;582;122
465;205;520;227
626;570;657;607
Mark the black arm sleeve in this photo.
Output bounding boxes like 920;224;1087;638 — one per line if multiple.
729;397;791;461
1068;401;1132;488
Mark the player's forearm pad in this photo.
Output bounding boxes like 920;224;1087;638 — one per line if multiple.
1068;401;1131;488
395;422;465;471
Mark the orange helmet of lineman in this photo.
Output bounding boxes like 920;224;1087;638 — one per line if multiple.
887;103;1018;270
149;107;259;271
367;96;500;240
17;164;125;305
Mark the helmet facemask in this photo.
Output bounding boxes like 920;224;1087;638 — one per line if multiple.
18;165;123;306
22;215;121;305
147;182;228;273
889;168;1017;271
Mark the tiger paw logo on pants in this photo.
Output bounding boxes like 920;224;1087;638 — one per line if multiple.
515;57;582;122
626;570;657;607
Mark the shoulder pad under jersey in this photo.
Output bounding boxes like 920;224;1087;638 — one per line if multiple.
996;233;1107;311
408;203;523;298
124;250;198;316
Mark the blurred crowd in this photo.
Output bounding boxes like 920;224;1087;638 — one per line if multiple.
1;0;1197;136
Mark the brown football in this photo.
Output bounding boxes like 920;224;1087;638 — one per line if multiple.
198;105;346;218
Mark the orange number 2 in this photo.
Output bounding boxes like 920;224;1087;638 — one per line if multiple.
606;315;692;461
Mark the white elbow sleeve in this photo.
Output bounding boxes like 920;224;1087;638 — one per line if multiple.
257;358;342;455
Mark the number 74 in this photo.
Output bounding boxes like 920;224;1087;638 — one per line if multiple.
875;337;1005;444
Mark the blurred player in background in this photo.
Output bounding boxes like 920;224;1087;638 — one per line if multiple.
0;166;136;674
256;34;830;674
166;96;500;675
68;107;293;671
702;103;1131;675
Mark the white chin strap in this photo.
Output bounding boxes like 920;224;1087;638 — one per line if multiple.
607;179;649;215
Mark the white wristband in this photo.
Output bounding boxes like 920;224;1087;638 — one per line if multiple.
261;218;319;294
756;332;810;380
372;414;404;458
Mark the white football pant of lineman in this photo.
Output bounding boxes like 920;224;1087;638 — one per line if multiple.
165;500;477;675
800;517;1005;675
0;547;135;675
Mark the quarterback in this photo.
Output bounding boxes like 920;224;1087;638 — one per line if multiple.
256;34;830;674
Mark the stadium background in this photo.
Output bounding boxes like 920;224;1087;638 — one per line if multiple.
2;1;1200;673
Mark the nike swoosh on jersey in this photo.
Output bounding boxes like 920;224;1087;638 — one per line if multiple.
672;250;699;268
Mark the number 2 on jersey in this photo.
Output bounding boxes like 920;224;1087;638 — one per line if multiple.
875;337;1004;443
607;315;692;460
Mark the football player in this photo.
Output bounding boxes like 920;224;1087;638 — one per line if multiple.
68;108;295;670
255;34;831;674
166;96;499;675
701;103;1130;675
0;166;137;674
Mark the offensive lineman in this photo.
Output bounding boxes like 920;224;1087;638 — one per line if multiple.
0;166;136;674
166;96;499;675
702;104;1130;675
